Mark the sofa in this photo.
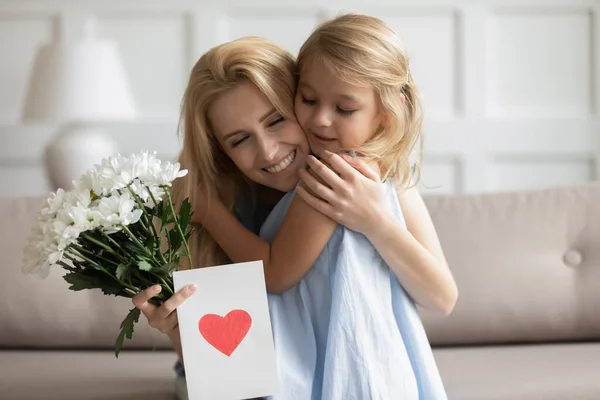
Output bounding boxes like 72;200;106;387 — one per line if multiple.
1;182;599;400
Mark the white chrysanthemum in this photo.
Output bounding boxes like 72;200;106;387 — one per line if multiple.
131;151;162;181
65;188;92;209
89;151;185;193
127;179;165;206
39;188;66;219
52;204;88;250
22;218;63;277
128;179;151;203
22;225;51;277
95;153;130;192
96;191;143;232
149;185;166;202
74;168;104;197
144;161;188;187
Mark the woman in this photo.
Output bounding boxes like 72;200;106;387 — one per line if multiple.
135;27;454;398
132;36;409;399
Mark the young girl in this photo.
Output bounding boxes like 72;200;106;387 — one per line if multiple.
197;13;456;400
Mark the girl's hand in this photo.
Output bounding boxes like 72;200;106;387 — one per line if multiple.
132;284;196;335
296;150;390;235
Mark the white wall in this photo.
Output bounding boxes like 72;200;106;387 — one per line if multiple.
1;0;598;197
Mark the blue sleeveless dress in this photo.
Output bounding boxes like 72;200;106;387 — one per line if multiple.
260;181;447;400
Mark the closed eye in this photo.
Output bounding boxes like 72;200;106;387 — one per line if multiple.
301;96;316;105
336;107;356;115
232;136;249;147
267;116;284;127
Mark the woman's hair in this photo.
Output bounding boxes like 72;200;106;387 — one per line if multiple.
297;13;423;188
170;36;297;268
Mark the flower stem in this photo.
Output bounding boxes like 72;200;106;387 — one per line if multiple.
124;185;155;237
147;189;159;208
120;225;162;269
164;189;192;269
152;272;173;295
65;249;102;269
147;188;172;265
127;185;159;237
134;269;173;296
81;232;122;258
101;232;127;254
70;243;121;267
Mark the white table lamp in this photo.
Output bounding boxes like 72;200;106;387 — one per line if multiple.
22;18;137;189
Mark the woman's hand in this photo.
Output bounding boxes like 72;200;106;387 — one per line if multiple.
132;284;196;335
296;150;390;235
132;284;196;361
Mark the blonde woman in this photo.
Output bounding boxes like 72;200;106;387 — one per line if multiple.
132;34;427;399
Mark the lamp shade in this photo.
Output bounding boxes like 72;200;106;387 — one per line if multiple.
22;37;136;122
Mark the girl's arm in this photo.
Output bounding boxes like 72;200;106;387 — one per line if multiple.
295;151;458;315
367;187;457;315
199;176;337;294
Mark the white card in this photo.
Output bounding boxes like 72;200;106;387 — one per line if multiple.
173;261;279;400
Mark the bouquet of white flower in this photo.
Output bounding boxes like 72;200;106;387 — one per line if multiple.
22;151;193;357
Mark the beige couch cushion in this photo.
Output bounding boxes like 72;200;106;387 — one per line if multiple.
3;183;600;350
421;183;600;345
0;196;171;349
433;343;600;400
0;350;177;399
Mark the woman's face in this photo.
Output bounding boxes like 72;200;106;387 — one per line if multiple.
209;81;310;193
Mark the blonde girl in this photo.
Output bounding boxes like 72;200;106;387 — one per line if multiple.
196;13;455;400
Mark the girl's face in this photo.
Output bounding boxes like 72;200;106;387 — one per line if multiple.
209;80;310;193
294;60;384;155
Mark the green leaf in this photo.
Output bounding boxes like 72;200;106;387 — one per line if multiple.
145;204;156;217
63;269;106;290
63;269;124;297
155;201;168;231
184;229;194;243
123;241;147;257
145;231;155;252
168;229;183;256
115;307;141;358
63;272;94;291
137;260;152;271
161;262;180;276
178;197;192;235
174;249;188;257
115;263;130;281
102;284;125;296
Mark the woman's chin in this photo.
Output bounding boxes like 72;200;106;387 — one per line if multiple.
262;175;300;194
251;165;301;194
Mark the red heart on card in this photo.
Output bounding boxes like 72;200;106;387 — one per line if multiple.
198;310;252;356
